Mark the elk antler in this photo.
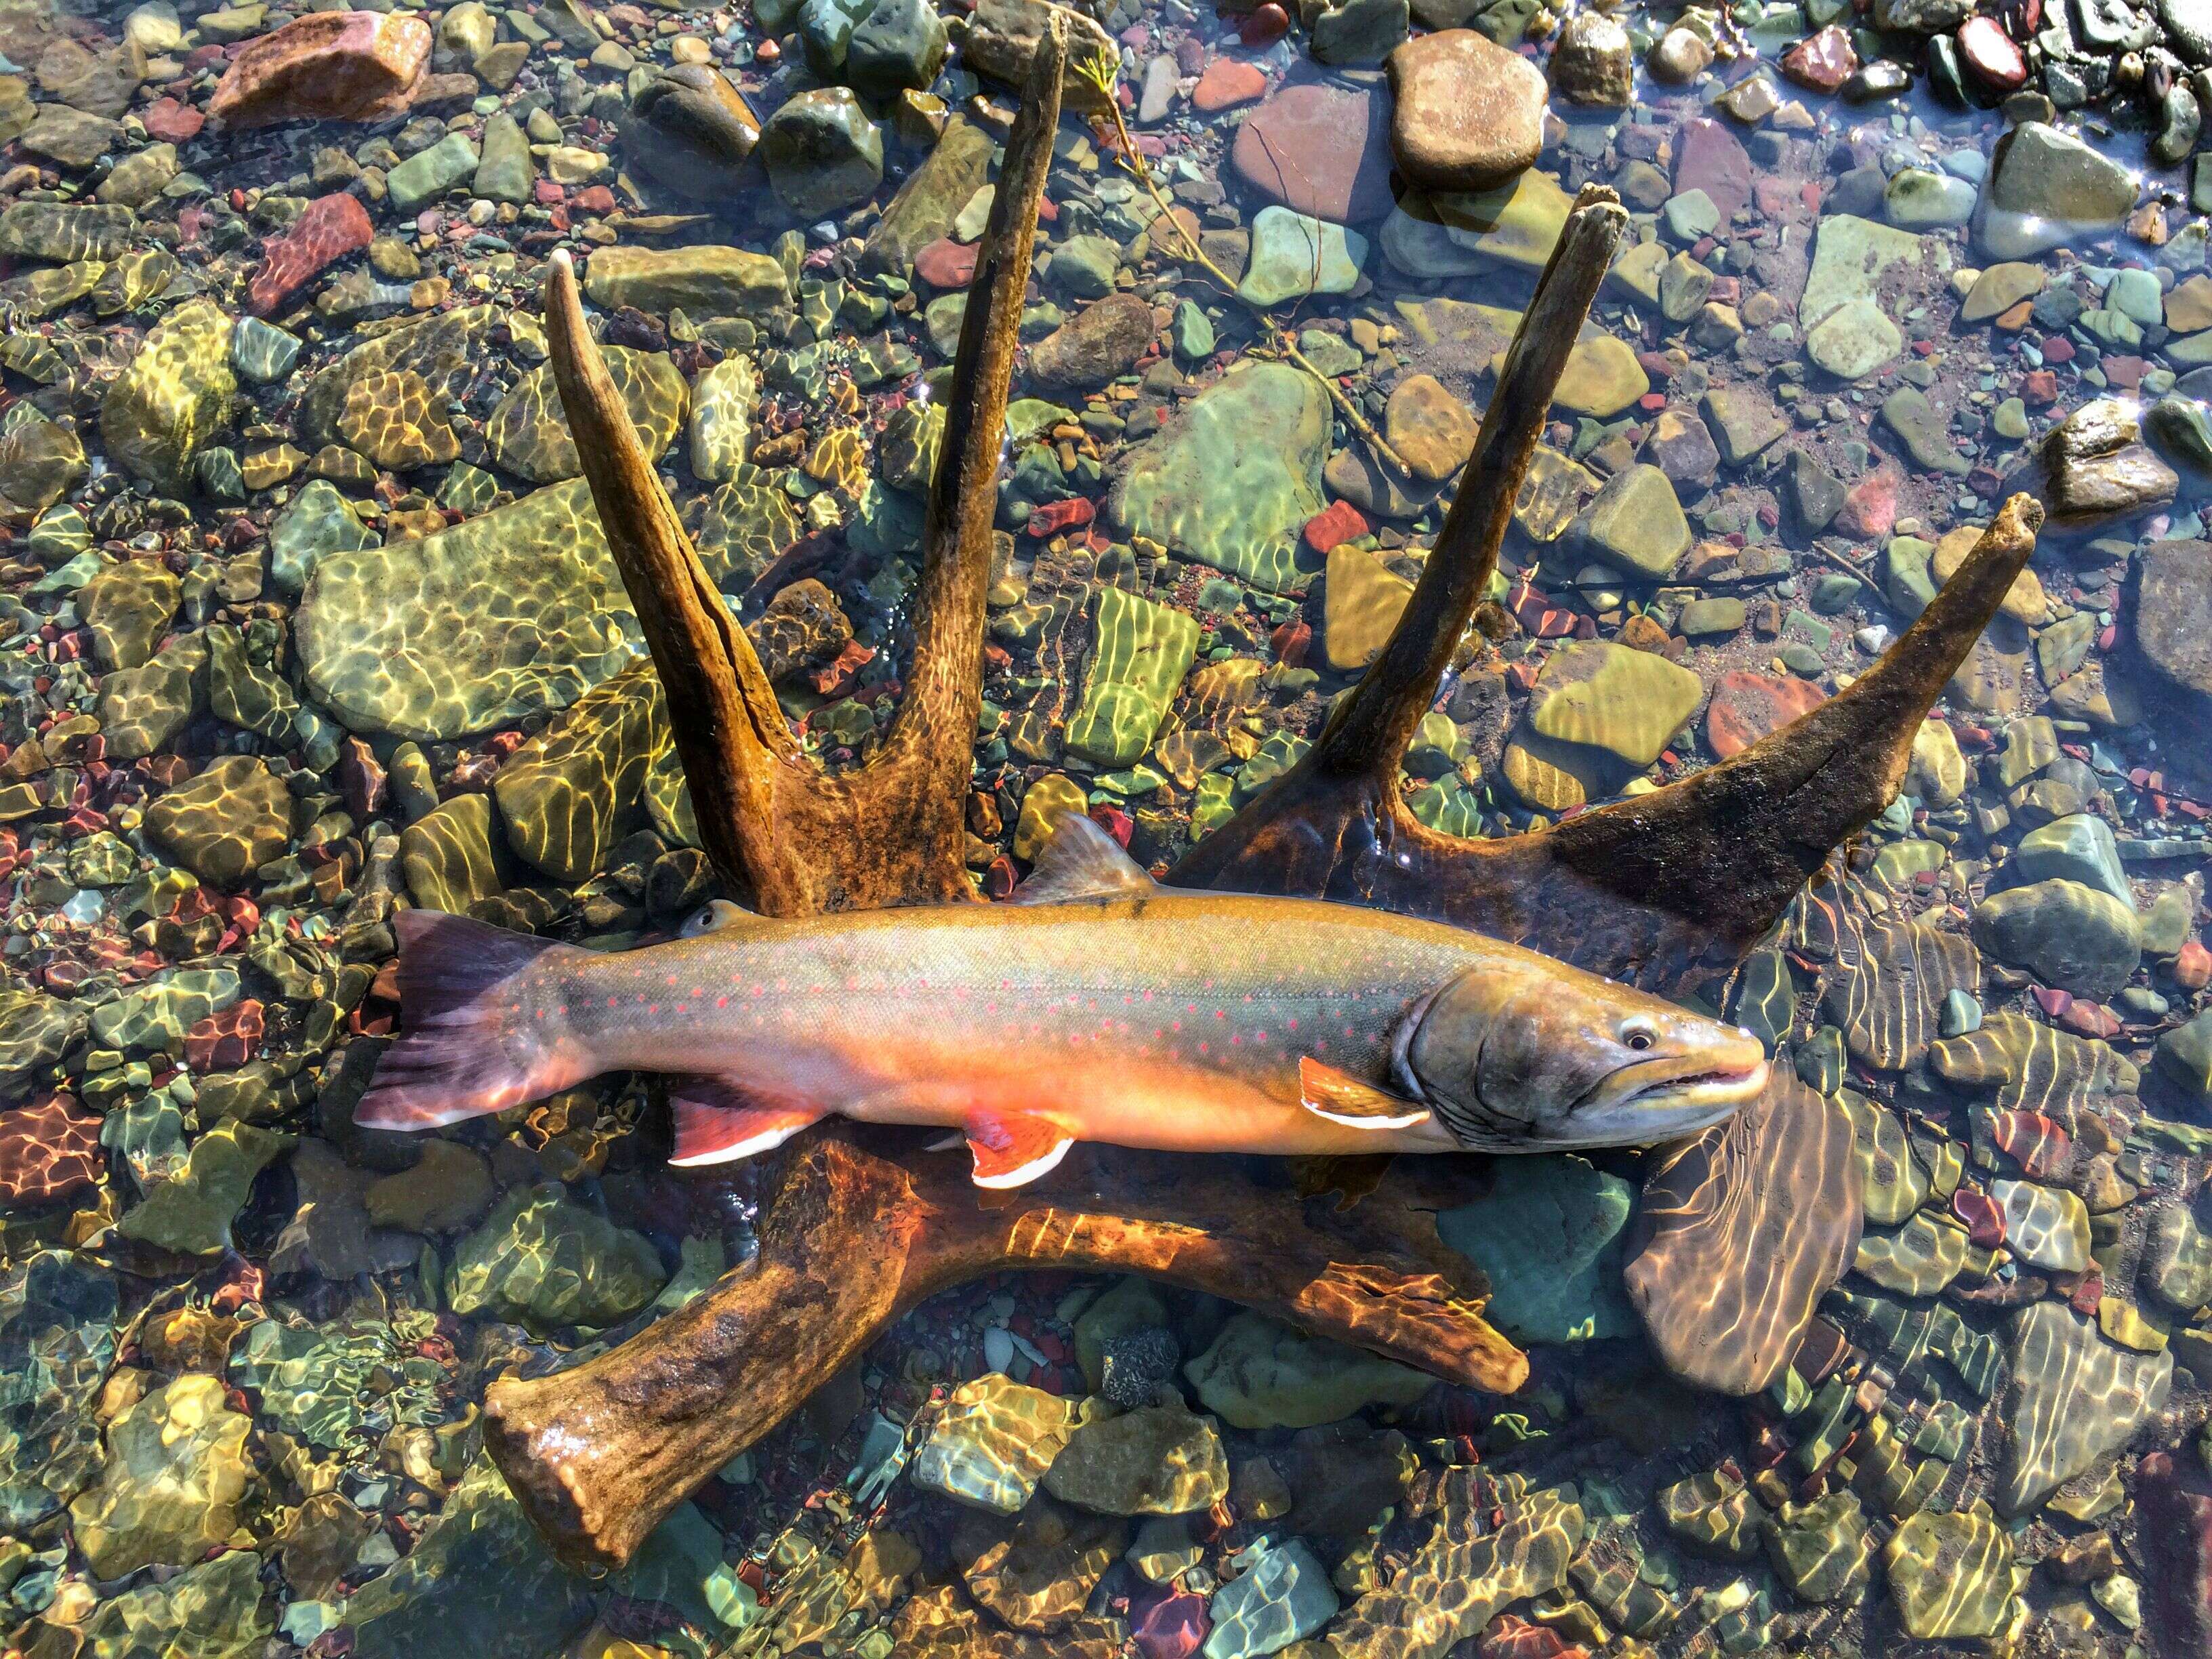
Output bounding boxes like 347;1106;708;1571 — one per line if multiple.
485;1134;1521;1571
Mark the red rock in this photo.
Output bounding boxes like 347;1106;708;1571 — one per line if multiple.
1237;3;1290;46
2030;985;2074;1018
185;1000;264;1071
2042;335;2076;365
1270;618;1311;666
2138;1452;2212;1659
1672;117;1753;221
1780;26;1858;94
1957;16;2027;92
1192;58;1266;112
2056;999;2121;1039
571;186;617;215
916;237;978;289
2173;939;2210;989
1130;1589;1206;1659
1477;1617;1578;1659
1835;464;1900;539
1704;670;1828;758
2022;368;2059;405
1988;1109;2070;1179
0;1092;103;1208
247;190;373;316
142;96;205;144
1952;1187;2005;1249
1231;74;1395;224
1303;499;1369;553
209;12;432;129
1027;496;1095;537
2068;1270;2104;1315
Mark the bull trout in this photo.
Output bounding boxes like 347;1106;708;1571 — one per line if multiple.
356;817;1769;1185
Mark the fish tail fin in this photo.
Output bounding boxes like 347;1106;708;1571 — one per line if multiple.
354;910;588;1130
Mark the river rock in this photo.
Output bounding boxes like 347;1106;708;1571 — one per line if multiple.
1886;1503;2015;1639
1231;76;1395;224
144;756;293;884
2135;539;2212;709
1385;373;1478;481
101;298;235;494
1063;585;1199;766
1502;640;1702;810
1029;293;1156;394
1436;1156;1637;1343
1111;361;1330;593
386;131;480;212
487;348;687;482
1385;28;1544;192
914;1373;1082;1513
1977;122;2137;260
447;1185;664;1331
209;11;430;127
1574;463;1689;579
67;1374;253;1579
1239;206;1368;308
583;244;789;318
623;64;762;200
80;558;177;672
1999;1301;2172;1513
1185;1311;1434;1429
847;0;948;96
759;87;883;219
1042;1404;1228;1514
1972;878;2142;998
1550;10;1632;104
861;116;992;276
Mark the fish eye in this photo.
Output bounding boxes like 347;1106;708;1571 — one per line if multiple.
1622;1021;1655;1052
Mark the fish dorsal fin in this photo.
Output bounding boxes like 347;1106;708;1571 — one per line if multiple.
1009;812;1160;905
1298;1058;1433;1132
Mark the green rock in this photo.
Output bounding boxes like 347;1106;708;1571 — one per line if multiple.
268;478;377;593
1063;585;1200;766
79;558;179;672
97;633;205;761
1885;1503;2014;1639
1881;388;1971;476
2157;1008;2212;1105
0;1251;117;1530
447;1185;665;1331
472;110;534;205
79;1542;270;1659
1185;1311;1435;1429
142;755;293;884
859;115;989;274
2005;813;2131;908
758;87;883;219
1805;295;1902;381
1677;596;1746;636
486;348;687;482
1310;0;1409;62
1662;188;1721;241
0;409;85;515
230;316;300;384
798;0;874;73
1575;464;1689;579
1976;122;2137;261
1041;1403;1229;1515
912;1372;1081;1513
1885;167;1975;228
689;353;757;483
1993;1178;2091;1272
1762;1490;1871;1604
1385;168;1574;277
0;201;134;262
1502;640;1703;811
2144;1200;2212;1311
1110;361;1330;593
1658;1468;1761;1561
1837;1089;1928;1225
492;663;661;882
1999;1301;2172;1514
117;1122;293;1256
91;968;239;1052
846;0;949;96
1436;1156;1637;1343
298;305;501;451
386;131;481;211
1701;387;1787;466
1240;207;1368;308
878;398;942;493
1171;299;1215;362
1971;879;2142;999
581;244;790;317
1854;1212;1969;1296
1206;1535;1341;1656
1049;233;1122;298
688;466;802;588
297;478;637;740
1799;215;1925;332
100;298;235;493
398;791;508;913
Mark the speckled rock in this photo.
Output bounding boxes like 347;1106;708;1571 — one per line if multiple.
1042;1403;1228;1515
487;348;687;483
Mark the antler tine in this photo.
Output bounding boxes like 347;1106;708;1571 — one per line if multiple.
543;251;808;910
893;12;1068;767
1312;184;1629;781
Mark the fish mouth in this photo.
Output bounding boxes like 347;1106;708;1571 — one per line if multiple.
1565;1050;1770;1146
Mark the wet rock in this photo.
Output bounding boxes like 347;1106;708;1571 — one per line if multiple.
2039;399;2179;527
1824;916;1980;1069
1437;1156;1635;1343
623;64;761;201
1030;293;1156;394
1042;1403;1228;1514
473;110;535;205
1332;1484;1581;1659
1856;1212;1969;1294
1885;1501;2013;1637
2135;539;2212;710
1239;206;1367;308
956;1495;1125;1633
1999;1300;2173;1513
1385;28;1543;192
1977;122;2137;260
67;1374;252;1579
493;663;660;882
1385;373;1478;483
101;298;236;494
2144;1200;2212;1311
79;1536;270;1657
447;1184;665;1332
268;478;377;593
689;354;757;483
23;106;121;171
247;190;373;317
0;201;134;263
143;755;292;884
1185;1311;1434;1429
387;131;480;212
1549;11;1633;105
117;1121;292;1256
1063;586;1199;766
583;244;789;318
861;116;993;276
847;0;948;96
487;349;686;482
0;1094;104;1209
1972;879;2142;999
0;1251;117;1530
760;87;883;220
1763;1490;1872;1603
2158;1008;2212;1106
962;0;1120;118
1111;361;1329;593
1231;76;1395;224
1322;544;1414;671
1502;639;1701;811
1311;0;1409;65
92;968;239;1052
913;1373;1083;1513
1204;1535;1339;1656
209;12;430;128
80;558;178;672
0;411;87;515
298;478;636;739
398;792;508;913
1574;463;1689;579
1704;670;1826;758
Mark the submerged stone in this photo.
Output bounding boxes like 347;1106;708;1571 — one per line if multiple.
447;1185;665;1332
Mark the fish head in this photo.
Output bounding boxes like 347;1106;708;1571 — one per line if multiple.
1397;963;1769;1150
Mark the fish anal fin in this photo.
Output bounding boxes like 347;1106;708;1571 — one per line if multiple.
668;1076;827;1166
1298;1057;1433;1132
1009;812;1160;905
963;1107;1076;1189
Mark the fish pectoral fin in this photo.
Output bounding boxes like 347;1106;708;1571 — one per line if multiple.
1297;1057;1433;1132
962;1107;1076;1189
1008;811;1160;905
668;1077;827;1166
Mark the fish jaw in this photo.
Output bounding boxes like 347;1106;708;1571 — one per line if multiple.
1551;1046;1771;1148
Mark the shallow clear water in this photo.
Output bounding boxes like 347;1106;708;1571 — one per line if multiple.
1;0;2211;1656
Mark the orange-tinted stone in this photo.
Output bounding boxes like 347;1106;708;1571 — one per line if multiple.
1704;670;1828;758
0;1092;103;1208
210;12;431;129
1191;60;1266;113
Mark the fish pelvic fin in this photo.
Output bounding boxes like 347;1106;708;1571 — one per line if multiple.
354;911;588;1130
964;1107;1076;1189
668;1077;827;1166
1298;1057;1434;1132
1008;811;1160;905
